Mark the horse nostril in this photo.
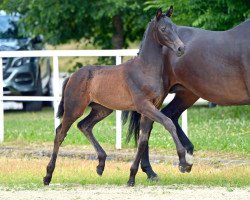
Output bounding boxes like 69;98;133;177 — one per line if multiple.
178;46;185;52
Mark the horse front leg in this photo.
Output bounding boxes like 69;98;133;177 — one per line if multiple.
140;133;158;180
128;116;153;186
136;100;190;175
161;89;199;172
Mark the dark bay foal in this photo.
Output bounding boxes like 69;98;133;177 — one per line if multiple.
43;8;190;186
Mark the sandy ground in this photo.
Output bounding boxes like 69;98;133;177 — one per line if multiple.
0;185;249;200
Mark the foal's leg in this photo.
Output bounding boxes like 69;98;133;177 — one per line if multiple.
43;78;89;185
77;103;112;176
161;90;199;172
128;116;153;186
43;115;82;185
128;100;188;186
140;128;158;180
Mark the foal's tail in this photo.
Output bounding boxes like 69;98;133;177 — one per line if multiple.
122;111;141;145
56;77;70;118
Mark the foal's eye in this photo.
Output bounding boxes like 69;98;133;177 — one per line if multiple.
161;27;166;31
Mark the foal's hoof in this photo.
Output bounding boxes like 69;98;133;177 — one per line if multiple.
127;179;135;187
147;174;159;182
178;165;186;173
43;176;51;186
178;164;193;173
185;165;193;173
96;166;104;176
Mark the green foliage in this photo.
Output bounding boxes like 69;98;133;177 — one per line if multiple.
0;0;150;48
144;0;250;30
1;0;248;48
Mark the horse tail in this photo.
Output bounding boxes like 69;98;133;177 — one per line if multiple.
56;77;70;118
122;111;141;145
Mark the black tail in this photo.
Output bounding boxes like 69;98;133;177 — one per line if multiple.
122;111;141;145
56;77;70;118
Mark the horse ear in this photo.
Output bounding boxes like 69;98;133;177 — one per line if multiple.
156;8;162;21
166;5;173;17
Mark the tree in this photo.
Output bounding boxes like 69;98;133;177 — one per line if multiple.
1;0;249;49
145;0;250;30
0;0;152;49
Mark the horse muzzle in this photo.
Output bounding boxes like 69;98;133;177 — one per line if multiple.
174;38;185;57
177;45;185;57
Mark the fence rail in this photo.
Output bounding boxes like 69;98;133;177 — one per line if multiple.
0;49;189;148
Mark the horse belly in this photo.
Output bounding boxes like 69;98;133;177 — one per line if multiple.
176;65;250;105
90;76;134;110
190;81;250;105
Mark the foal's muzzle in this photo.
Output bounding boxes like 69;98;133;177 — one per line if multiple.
174;38;185;57
177;46;185;57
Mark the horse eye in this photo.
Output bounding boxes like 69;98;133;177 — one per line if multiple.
161;27;166;32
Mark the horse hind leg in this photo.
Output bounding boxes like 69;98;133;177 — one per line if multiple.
44;90;89;185
43;117;77;185
77;103;113;176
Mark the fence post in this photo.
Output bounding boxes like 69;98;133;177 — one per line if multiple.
115;55;122;149
53;56;61;130
0;57;4;143
182;110;188;136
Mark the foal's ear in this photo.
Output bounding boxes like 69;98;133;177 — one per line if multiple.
166;5;173;17
156;8;162;21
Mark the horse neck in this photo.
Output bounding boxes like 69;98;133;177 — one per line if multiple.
138;22;163;72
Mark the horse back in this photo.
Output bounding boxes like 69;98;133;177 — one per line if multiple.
169;22;250;105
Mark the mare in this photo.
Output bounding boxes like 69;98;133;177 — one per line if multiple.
43;8;189;187
124;10;250;179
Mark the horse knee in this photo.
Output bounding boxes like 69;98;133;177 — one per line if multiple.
77;120;90;133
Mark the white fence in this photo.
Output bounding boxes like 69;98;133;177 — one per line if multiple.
0;49;189;148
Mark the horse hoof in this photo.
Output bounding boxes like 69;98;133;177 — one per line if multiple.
178;164;193;173
148;174;159;182
96;166;104;176
43;176;51;186
178;165;186;173
127;180;135;187
185;165;192;173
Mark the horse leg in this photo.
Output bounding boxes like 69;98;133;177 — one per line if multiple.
43;80;89;185
128;100;187;186
140;90;197;178
140;128;158;180
77;103;112;176
43;115;81;185
161;89;199;172
128;116;153;186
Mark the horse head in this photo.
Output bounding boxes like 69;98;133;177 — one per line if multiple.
153;6;185;57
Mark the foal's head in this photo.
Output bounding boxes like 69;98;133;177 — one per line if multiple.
153;6;185;57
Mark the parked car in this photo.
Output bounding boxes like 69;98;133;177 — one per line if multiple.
0;11;51;111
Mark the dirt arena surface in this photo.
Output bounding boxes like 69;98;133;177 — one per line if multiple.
0;185;249;200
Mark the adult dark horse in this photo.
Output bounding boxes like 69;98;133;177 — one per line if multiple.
124;12;250;179
43;8;190;186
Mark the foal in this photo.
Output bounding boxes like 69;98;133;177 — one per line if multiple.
43;8;189;186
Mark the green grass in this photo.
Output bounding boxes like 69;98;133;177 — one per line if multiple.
1;105;250;188
3;105;250;154
0;157;249;188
